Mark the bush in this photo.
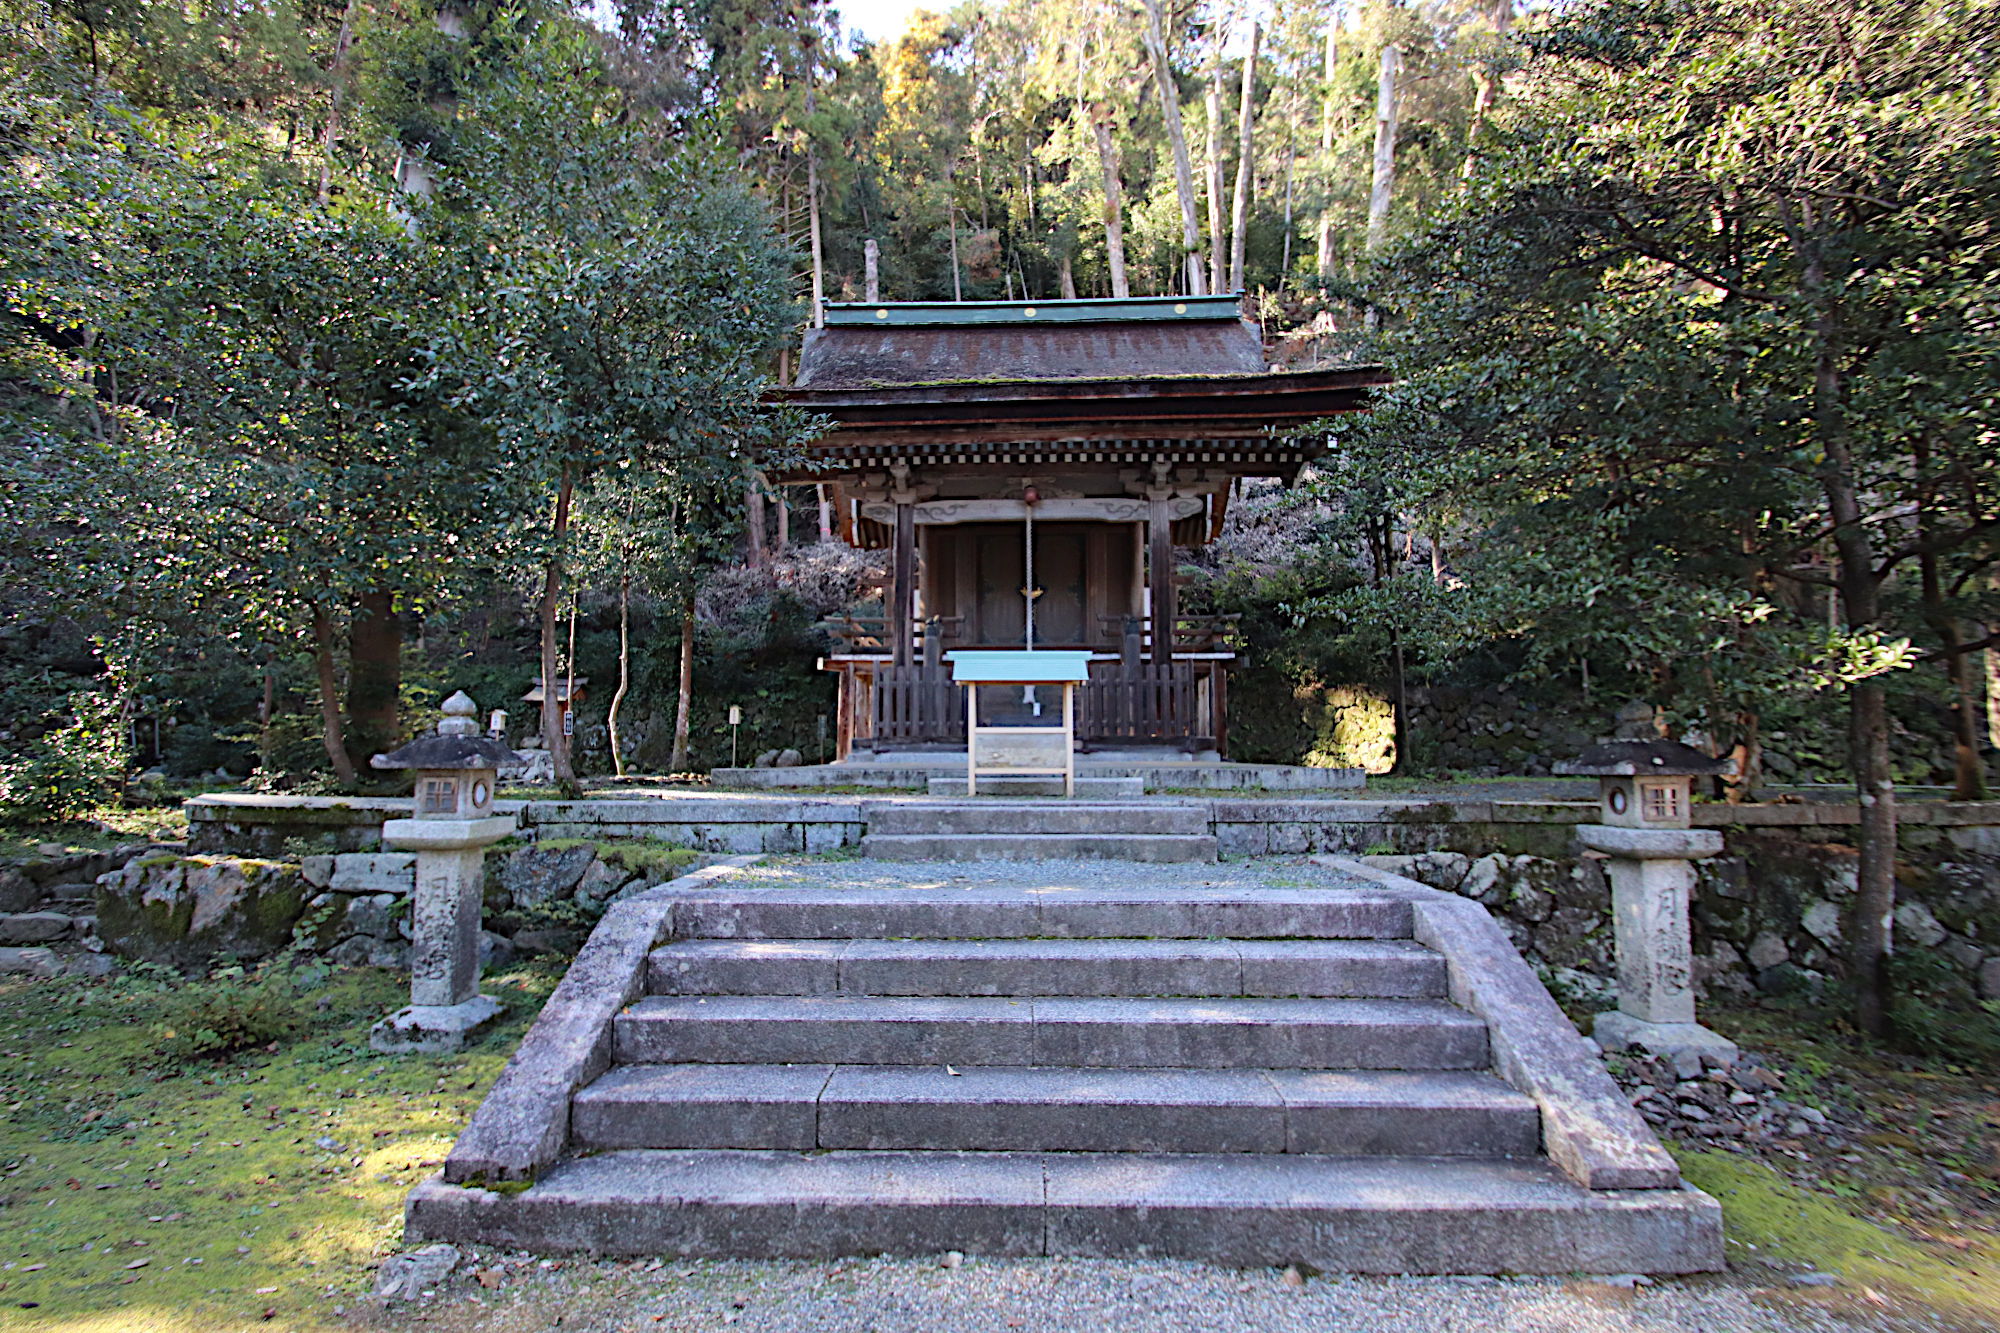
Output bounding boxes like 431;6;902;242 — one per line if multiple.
1887;950;2000;1063
153;963;325;1061
0;693;127;824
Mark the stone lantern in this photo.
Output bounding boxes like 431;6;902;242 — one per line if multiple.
367;691;516;1053
1555;739;1737;1067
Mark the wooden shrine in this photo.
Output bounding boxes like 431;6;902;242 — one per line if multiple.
769;296;1384;761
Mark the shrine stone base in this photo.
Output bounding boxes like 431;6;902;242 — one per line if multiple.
1592;1012;1739;1073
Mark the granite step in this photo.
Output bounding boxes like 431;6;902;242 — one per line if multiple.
659;885;1414;941
860;832;1218;862
645;937;1449;999
924;776;1148;798
406;1149;1723;1272
611;995;1490;1069
863;800;1210;837
570;1065;1541;1157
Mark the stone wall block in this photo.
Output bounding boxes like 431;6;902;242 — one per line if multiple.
500;845;596;909
0;868;37;914
328;853;417;895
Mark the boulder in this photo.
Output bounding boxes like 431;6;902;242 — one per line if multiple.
1746;931;1790;971
95;856;307;967
477;930;517;970
510;927;582;957
375;1244;459;1300
329;936;373;966
0;867;39;913
1893;900;1948;949
0;946;61;978
498;845;595;909
753;749;779;768
0;912;71;943
572;859;632;905
368;940;410;969
1800;899;1842;946
328;853;416;895
775;748;804;768
1980;955;2000;1002
342;893;398;941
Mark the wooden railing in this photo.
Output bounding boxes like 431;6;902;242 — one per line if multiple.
872;664;963;743
1078;663;1198;741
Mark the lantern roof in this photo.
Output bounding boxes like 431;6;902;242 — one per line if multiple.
371;691;514;771
1555;740;1731;778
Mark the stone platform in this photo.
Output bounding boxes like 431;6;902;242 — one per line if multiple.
405;857;1721;1273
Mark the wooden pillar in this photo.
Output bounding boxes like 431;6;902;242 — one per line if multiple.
891;497;916;666
1148;488;1175;666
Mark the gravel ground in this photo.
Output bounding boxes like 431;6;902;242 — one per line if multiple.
345;1253;1948;1333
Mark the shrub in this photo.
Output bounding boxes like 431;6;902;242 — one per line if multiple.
0;693;127;824
154;964;323;1061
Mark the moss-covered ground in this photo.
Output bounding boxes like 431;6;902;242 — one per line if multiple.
0;962;560;1332
0;807;188;862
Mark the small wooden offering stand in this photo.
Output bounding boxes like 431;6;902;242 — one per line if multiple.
945;650;1094;796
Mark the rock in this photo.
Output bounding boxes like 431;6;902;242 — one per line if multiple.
510;928;582;957
1942;937;1984;973
301;856;335;889
0;912;71;943
66;953;116;978
1799;899;1842;946
499;846;596;910
342;894;397;941
1981;956;2000;1002
1788;1271;1839;1288
0;867;38;913
572;859;632;905
0;947;61;978
375;1244;460;1300
1894;901;1947;949
328;853;415;895
775;748;803;768
753;749;779;769
95;855;307;967
328;937;373;967
1407;851;1470;892
940;1251;963;1270
1461;853;1506;903
477;930;516;970
367;940;410;969
1746;931;1790;970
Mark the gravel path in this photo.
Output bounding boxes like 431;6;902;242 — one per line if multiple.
349;1254;1938;1333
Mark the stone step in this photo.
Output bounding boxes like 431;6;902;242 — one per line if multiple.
924;776;1148;798
646;938;1448;999
612;995;1489;1069
661;884;1415;941
407;1149;1723;1273
571;1065;1540;1157
863;801;1210;837
861;833;1218;862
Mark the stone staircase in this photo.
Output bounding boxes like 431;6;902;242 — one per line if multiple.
860;800;1217;862
410;865;1721;1272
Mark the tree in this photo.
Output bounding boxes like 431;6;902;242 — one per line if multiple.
1358;0;2000;1037
418;25;801;785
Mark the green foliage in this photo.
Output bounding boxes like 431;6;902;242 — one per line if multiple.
1886;950;2000;1064
151;962;328;1063
0;693;127;824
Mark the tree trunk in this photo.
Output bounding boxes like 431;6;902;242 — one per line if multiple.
1204;20;1228;295
1316;20;1338;278
775;486;790;552
669;588;696;772
746;473;767;570
1091;117;1131;298
539;467;575;782
817;483;834;543
864;238;880;302
1228;22;1260;294
1367;46;1400;255
808;153;826;328
1060;255;1079;300
1140;0;1207;296
310;603;358;787
609;570;631;778
346;587;402;763
316;0;360;205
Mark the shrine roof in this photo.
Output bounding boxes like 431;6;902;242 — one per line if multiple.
795;296;1266;388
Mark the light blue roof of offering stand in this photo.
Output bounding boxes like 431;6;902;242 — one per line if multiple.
945;650;1094;684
